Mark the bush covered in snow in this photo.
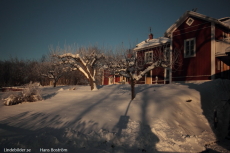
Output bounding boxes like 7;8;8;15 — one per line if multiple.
3;93;23;106
3;82;42;106
22;82;42;102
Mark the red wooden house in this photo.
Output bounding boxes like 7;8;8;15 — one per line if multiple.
134;11;230;84
134;36;170;84
103;69;128;85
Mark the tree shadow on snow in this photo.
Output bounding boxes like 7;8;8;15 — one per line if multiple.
42;92;57;100
185;79;230;152
135;84;162;95
0;111;107;152
0;87;161;153
113;98;160;152
114;84;162;99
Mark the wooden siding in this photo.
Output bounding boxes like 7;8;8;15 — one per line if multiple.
172;16;212;81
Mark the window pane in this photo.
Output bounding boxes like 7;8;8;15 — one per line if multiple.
186;41;189;46
186;45;190;55
184;38;196;57
186;50;190;55
145;52;153;62
185;41;190;56
190;49;194;55
149;53;152;60
190;40;194;46
190;40;194;55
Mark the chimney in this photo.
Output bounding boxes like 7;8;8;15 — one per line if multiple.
149;33;153;40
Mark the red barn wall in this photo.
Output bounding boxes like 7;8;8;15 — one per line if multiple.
172;16;212;81
103;77;109;85
115;75;120;82
103;70;110;85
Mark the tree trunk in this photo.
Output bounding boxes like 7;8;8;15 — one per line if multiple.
89;78;93;90
53;79;57;87
89;78;98;91
131;79;135;100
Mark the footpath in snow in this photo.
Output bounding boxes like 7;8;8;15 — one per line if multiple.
0;79;230;153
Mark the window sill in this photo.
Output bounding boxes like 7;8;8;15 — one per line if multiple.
184;55;196;58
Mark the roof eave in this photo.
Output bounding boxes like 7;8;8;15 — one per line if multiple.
133;42;170;52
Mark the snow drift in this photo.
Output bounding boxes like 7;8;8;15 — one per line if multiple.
0;79;230;152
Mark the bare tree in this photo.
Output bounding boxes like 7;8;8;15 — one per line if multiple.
105;44;182;100
52;45;105;90
40;54;67;87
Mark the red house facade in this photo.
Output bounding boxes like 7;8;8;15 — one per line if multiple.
166;11;230;82
134;11;230;84
103;69;128;85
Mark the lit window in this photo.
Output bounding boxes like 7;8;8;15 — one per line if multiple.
145;51;153;63
186;18;194;26
184;38;196;58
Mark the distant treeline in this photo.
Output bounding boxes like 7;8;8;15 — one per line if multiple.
0;57;102;88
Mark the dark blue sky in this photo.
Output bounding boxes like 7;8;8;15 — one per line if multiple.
0;0;230;60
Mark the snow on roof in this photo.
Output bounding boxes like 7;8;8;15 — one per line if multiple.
219;17;230;26
134;37;170;51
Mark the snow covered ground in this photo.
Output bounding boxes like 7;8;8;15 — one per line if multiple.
0;79;230;153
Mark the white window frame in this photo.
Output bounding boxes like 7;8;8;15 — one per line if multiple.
145;51;153;63
184;38;196;58
186;18;194;26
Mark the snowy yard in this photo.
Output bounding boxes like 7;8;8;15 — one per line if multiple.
0;79;230;153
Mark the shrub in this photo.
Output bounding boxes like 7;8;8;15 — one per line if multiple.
3;93;23;106
3;82;42;106
22;82;42;102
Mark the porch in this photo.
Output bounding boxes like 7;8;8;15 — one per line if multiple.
215;40;230;79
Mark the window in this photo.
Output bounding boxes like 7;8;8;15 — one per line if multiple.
186;18;194;26
145;51;153;63
184;38;196;58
